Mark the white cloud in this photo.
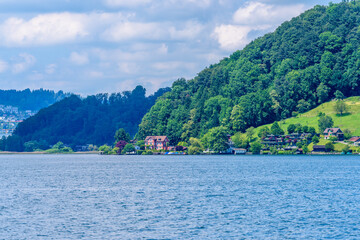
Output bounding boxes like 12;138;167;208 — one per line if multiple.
213;2;306;51
87;71;104;78
233;2;305;25
12;53;36;74
0;60;8;73
102;22;167;41
213;25;252;51
70;52;89;65
105;0;152;7
0;13;88;46
45;64;56;74
118;62;139;74
0;12;130;47
169;21;204;40
28;71;44;81
104;0;212;8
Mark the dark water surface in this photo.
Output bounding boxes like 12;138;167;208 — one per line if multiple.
1;154;360;239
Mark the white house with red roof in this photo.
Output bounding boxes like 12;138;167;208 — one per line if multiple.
349;136;360;146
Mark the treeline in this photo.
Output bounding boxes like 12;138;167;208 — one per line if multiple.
138;1;360;145
0;86;170;151
0;88;68;111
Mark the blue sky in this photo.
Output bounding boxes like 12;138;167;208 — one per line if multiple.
0;0;340;95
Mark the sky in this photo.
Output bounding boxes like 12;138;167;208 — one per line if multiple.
0;0;341;95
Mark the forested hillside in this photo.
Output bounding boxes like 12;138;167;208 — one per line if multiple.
138;1;360;145
0;89;68;111
0;86;170;151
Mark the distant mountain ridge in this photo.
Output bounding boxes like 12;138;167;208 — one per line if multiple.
0;88;69;111
137;1;360;145
0;86;170;151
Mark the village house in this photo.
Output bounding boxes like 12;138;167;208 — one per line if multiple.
261;133;310;147
323;128;344;141
145;136;169;151
312;145;329;153
349;137;360;146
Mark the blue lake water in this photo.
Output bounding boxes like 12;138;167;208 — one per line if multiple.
1;154;360;239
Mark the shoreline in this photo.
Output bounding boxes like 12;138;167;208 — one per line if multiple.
0;151;100;155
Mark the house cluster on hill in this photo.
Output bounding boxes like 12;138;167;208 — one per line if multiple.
261;133;314;147
0;105;35;138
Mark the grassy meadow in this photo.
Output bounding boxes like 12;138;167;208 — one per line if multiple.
254;96;360;137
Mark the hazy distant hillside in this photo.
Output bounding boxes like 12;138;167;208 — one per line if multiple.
0;86;170;151
138;1;360;145
0;89;68;111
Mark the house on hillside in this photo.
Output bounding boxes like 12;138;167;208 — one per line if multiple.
312;145;329;153
262;135;285;146
323;128;344;141
145;136;169;150
349;137;360;146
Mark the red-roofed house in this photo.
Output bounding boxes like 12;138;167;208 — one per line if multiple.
349;137;360;146
323;128;344;141
145;136;169;150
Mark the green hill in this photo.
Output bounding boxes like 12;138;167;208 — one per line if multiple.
0;86;170;152
254;96;360;136
138;1;360;145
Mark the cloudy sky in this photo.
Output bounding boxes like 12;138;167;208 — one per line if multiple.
0;0;340;95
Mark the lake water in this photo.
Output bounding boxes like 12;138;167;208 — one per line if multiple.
1;154;360;239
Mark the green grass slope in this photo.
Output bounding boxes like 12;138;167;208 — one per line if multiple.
255;96;360;136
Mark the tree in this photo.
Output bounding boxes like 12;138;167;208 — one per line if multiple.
334;100;349;116
53;141;64;149
177;141;189;147
115;128;131;142
231;133;250;149
343;129;352;140
201;126;229;152
302;126;309;133
287;124;296;134
115;140;128;153
245;127;255;140
312;135;320;144
24;140;49;152
258;127;270;138
250;141;262;154
334;90;344;100
325;142;335;152
308;127;316;135
342;145;350;154
329;136;338;142
188;137;204;155
303;145;309;154
136;140;145;150
99;144;112;154
271;122;284;135
122;144;135;154
316;83;330;103
318;115;334;132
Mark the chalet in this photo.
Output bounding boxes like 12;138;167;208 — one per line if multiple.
349;137;360;146
145;136;169;150
312;145;329;152
262;135;285;146
323;128;344;141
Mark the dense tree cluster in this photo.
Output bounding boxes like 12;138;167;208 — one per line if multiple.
0;89;68;111
138;1;360;145
0;86;170;151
